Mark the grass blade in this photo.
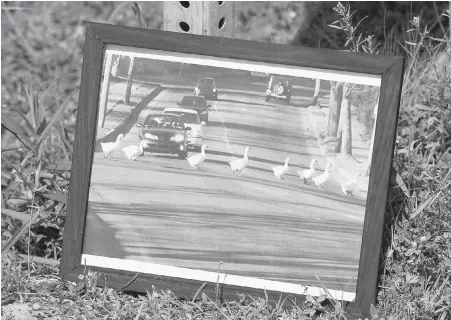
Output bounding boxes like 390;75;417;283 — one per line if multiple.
20;89;76;168
10;108;36;139
24;83;37;131
17;253;60;267
1;208;30;222
35;190;68;204
1;208;40;256
192;282;208;302
36;89;76;144
1;112;33;149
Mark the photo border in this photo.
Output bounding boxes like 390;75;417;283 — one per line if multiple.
61;22;405;318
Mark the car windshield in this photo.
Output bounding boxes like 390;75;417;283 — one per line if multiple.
197;80;214;89
145;115;184;129
169;112;200;124
181;97;207;107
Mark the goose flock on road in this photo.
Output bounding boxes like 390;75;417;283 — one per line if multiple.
100;136;363;197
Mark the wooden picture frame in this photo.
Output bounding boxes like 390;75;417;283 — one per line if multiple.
61;21;405;318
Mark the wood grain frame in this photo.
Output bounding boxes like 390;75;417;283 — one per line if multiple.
60;21;405;318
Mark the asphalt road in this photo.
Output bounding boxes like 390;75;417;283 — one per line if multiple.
84;84;367;293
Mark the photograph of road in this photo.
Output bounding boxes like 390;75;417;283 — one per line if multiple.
83;52;380;295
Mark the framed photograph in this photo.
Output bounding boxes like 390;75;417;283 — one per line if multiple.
61;22;404;317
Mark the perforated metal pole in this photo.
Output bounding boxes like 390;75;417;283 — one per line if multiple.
163;1;235;37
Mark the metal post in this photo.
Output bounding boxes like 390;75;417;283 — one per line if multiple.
98;53;113;129
163;1;236;37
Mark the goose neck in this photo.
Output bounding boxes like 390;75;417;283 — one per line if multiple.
310;160;316;169
139;141;146;151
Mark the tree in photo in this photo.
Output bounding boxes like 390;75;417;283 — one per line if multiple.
326;81;344;138
335;82;353;155
124;56;135;105
363;97;379;177
348;84;380;176
111;54;120;78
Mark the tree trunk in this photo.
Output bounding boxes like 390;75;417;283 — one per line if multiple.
335;82;352;154
335;116;343;152
341;101;352;155
111;55;119;78
98;53;113;129
124;56;135;105
340;83;353;155
313;79;320;104
327;81;343;137
365;98;379;176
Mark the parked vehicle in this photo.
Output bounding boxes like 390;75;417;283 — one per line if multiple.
193;77;218;100
265;76;292;104
177;95;211;124
249;71;270;81
136;113;191;159
163;107;205;152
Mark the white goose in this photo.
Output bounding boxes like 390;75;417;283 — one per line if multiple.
271;157;291;180
187;144;208;169
297;158;318;184
229;147;251;174
341;172;361;196
312;163;332;189
122;140;148;161
100;134;124;158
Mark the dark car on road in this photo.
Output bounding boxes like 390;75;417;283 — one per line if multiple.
136;113;191;159
177;95;211;124
193;77;218;100
265;76;292;104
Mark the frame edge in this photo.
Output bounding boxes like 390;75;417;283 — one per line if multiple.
60;22;105;278
355;57;406;315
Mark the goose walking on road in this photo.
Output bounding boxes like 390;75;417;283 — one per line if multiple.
312;163;332;189
122;140;148;161
229;147;251;175
187;144;208;170
341;172;361;196
271;157;291;180
297;158;318;184
100;134;124;159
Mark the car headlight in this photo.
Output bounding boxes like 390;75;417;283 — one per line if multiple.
170;134;185;142
144;133;158;140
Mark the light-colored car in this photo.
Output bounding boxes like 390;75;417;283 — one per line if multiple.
163;107;205;152
249;71;270;80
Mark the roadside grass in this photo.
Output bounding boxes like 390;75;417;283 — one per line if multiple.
2;2;450;319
